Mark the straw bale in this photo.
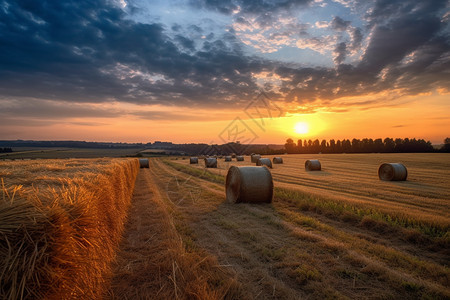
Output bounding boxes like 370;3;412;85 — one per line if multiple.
225;166;273;203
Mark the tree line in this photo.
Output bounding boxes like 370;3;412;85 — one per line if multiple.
284;137;449;154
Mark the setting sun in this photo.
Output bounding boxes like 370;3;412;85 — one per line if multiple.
294;122;309;134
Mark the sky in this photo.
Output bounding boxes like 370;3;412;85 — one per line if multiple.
0;0;449;144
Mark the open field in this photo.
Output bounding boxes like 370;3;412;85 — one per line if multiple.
160;153;449;298
0;147;143;159
1;154;449;299
171;153;450;237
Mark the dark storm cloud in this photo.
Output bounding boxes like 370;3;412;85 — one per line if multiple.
276;0;449;103
0;0;264;106
366;0;447;27
191;0;449;101
347;0;450;100
358;13;442;76
0;0;449;114
171;24;182;31
174;35;196;51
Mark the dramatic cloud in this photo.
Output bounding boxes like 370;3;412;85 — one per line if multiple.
331;16;351;31
349;27;363;51
190;0;312;15
232;15;310;53
296;36;337;53
0;0;265;107
333;42;347;65
0;0;448;117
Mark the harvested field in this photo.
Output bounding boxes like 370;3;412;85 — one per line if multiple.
170;154;450;237
108;162;241;299
2;154;449;299
0;158;139;299
0;147;143;159
160;153;450;299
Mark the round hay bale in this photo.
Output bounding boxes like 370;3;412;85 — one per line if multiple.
190;157;198;164
224;156;232;162
204;157;217;168
236;155;244;161
139;158;149;168
378;163;407;181
305;159;321;171
273;157;283;164
226;166;273;203
231;153;236;158
251;154;261;163
256;158;273;168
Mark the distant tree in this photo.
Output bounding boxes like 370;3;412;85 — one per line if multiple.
404;138;411;152
320;140;327;153
336;140;343;153
443;138;450;152
374;138;383;153
297;139;303;153
384;138;395;152
394;138;403;152
312;139;320;153
329;139;336;153
364;138;374;152
351;138;361;153
282;136;435;154
285;138;296;154
415;139;434;152
342;139;352;153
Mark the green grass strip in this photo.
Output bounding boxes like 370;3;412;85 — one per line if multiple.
163;159;225;184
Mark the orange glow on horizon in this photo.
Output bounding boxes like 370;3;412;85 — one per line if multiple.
1;93;448;145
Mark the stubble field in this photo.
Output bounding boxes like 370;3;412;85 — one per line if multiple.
1;153;449;299
156;153;449;299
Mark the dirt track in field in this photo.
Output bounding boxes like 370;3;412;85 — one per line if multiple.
108;165;240;300
109;156;450;299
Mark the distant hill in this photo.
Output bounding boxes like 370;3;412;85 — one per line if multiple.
0;140;148;149
0;140;284;155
